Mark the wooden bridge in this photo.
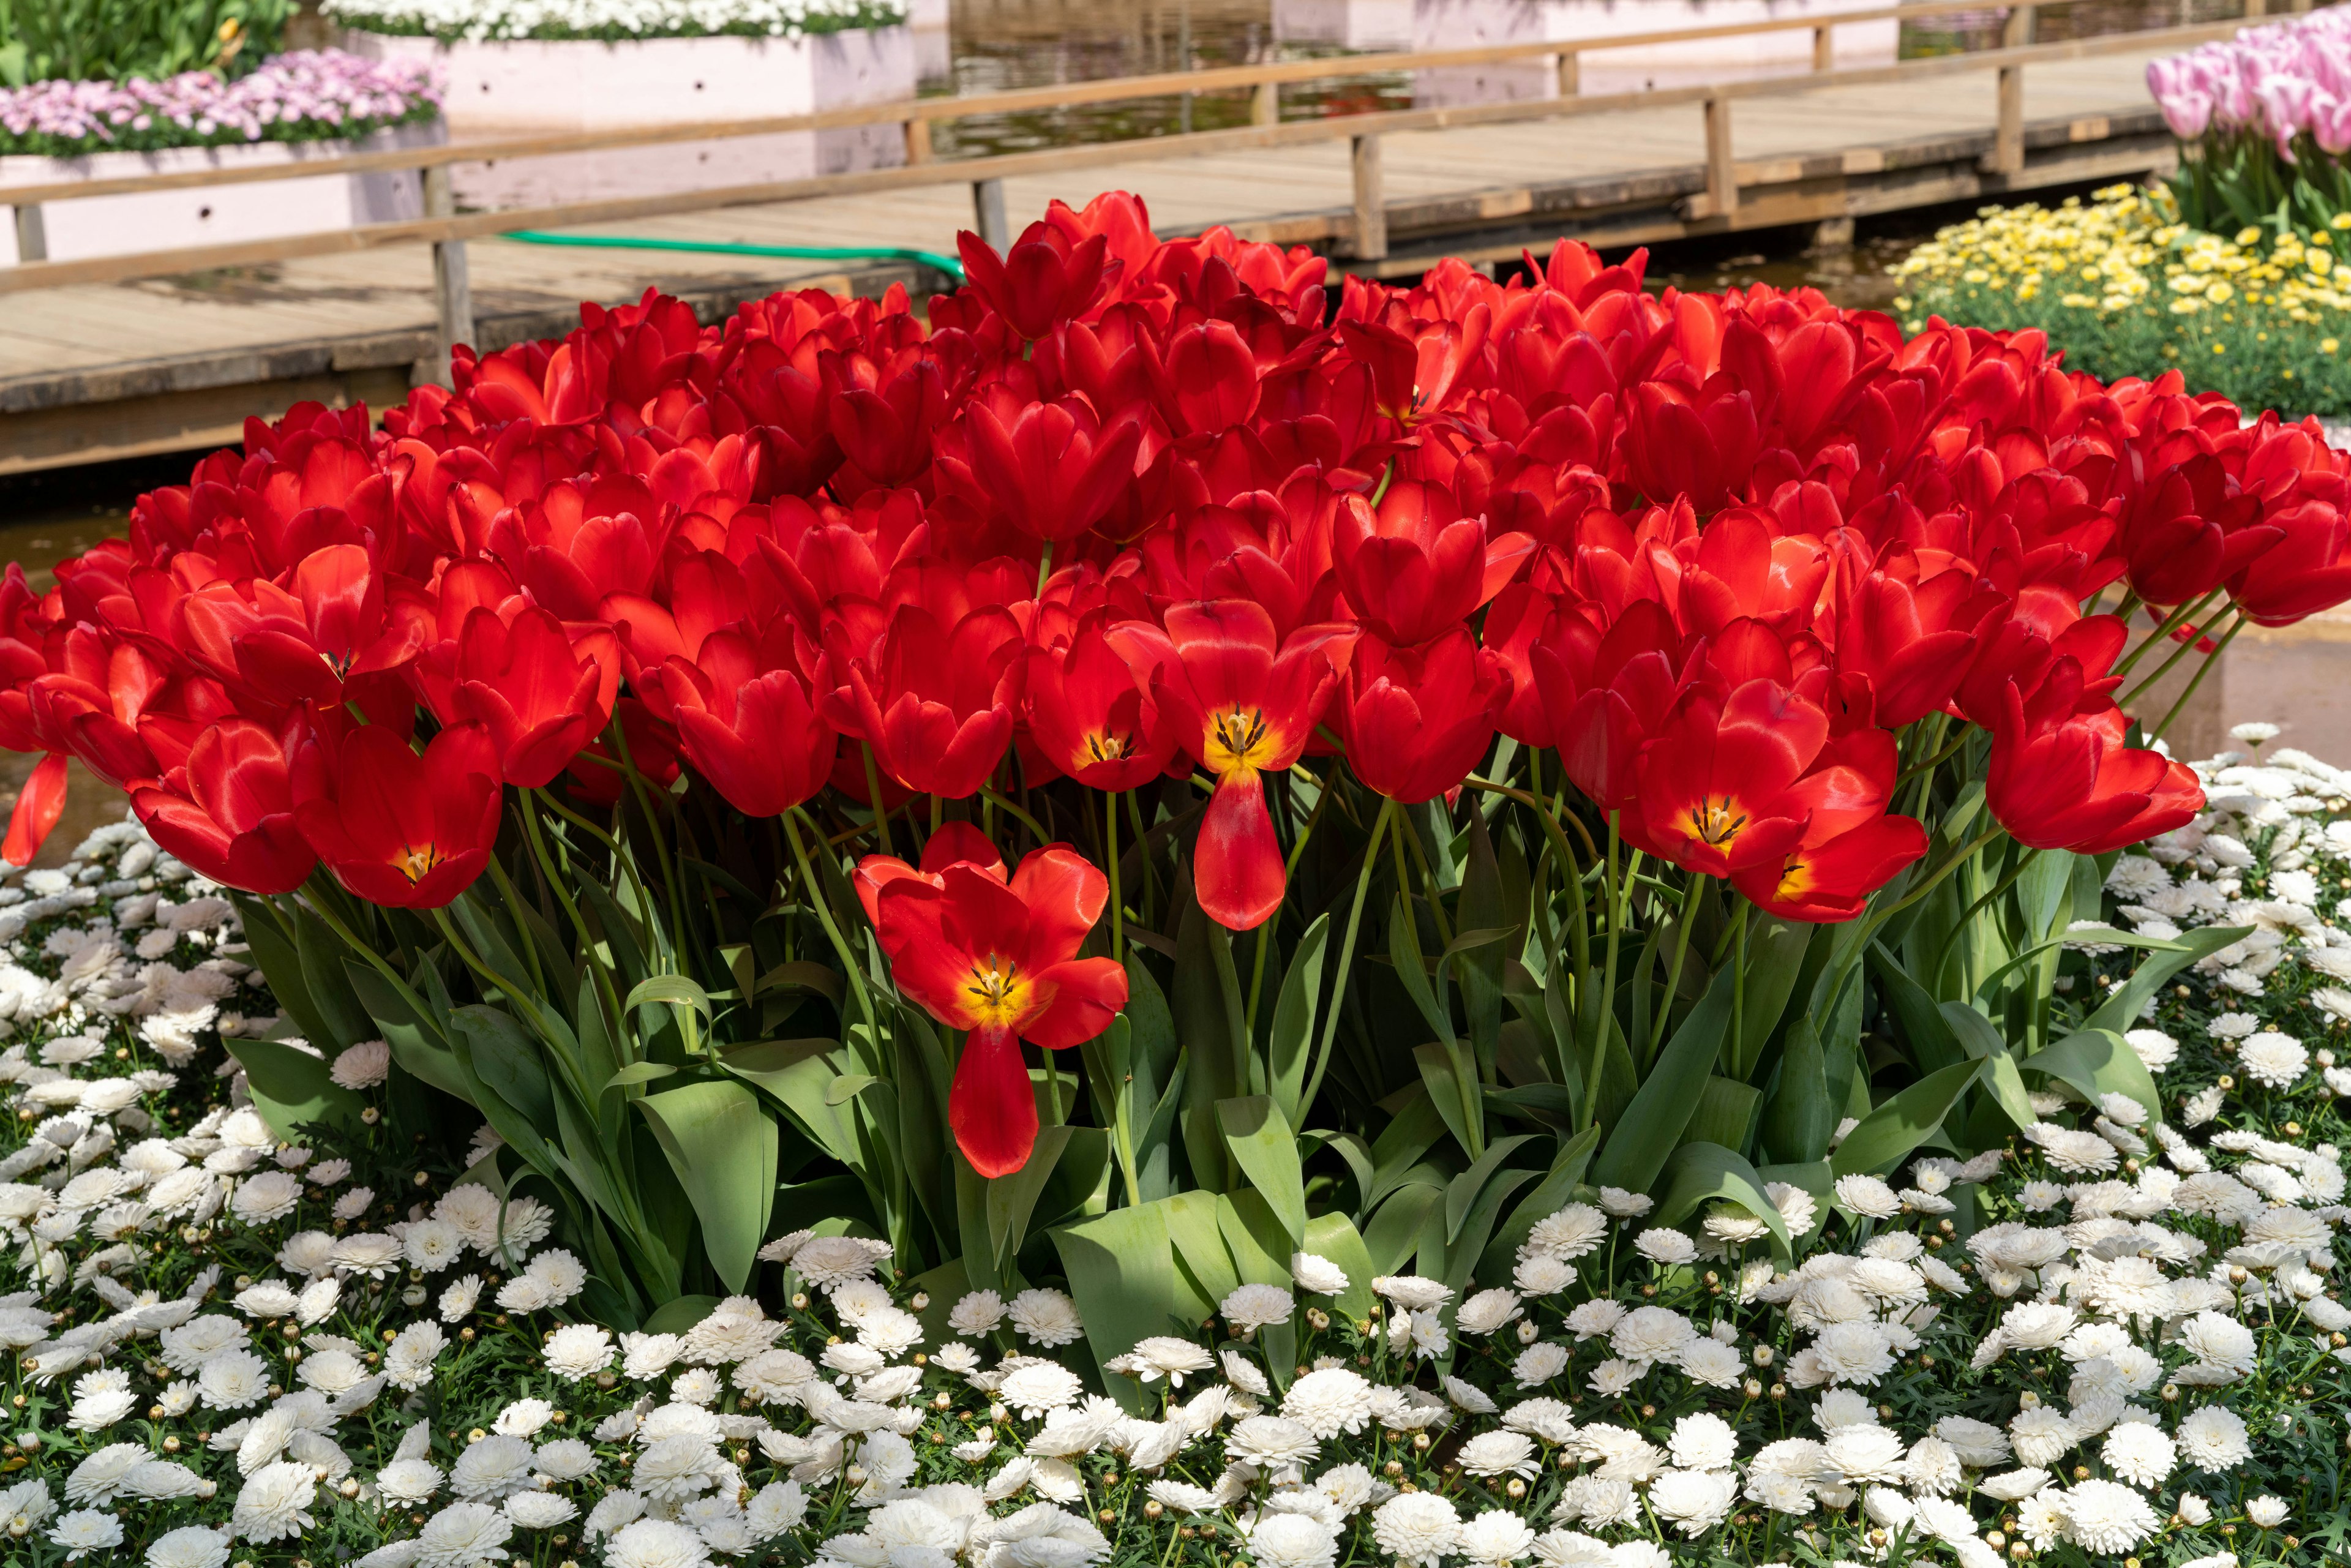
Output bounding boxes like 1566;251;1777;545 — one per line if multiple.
0;0;2285;475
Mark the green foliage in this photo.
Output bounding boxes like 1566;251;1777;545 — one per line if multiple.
0;0;292;85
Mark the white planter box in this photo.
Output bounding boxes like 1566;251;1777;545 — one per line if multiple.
347;28;916;208
1404;0;1900;100
0;120;441;268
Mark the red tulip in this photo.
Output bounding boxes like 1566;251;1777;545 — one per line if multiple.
853;820;1004;925
862;843;1127;1176
827;599;1024;801
1023;610;1182;792
1986;684;2202;853
1730;814;1927;922
958;221;1117;341
1622;378;1763;515
129;715;317;893
2;753;69;869
437;607;620;789
1332;481;1533;647
294;722;504;908
2228;498;2351;627
230;544;424;708
1337;629;1509;803
2116;452;2278;608
965;391;1147;544
657;632;836;817
1110;600;1355;930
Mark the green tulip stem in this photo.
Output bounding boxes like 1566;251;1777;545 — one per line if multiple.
2112;585;2226;685
2149;611;2246;745
1299;796;1394;1120
861;743;896;858
1646;873;1708;1060
782;806;877;1036
1105;790;1123;965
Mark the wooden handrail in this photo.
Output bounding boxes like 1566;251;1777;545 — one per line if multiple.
0;18;2229;296
0;0;2170;207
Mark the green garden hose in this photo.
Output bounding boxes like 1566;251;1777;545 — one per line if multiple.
503;229;964;283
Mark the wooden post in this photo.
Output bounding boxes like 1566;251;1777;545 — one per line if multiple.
2244;0;2267;14
1252;80;1280;127
423;166;472;391
1812;23;1834;72
972;178;1011;250
1556;50;1580;97
1990;65;2025;174
10;203;45;264
2001;2;2033;47
1703;96;1737;217
1351;133;1388;262
903;115;934;165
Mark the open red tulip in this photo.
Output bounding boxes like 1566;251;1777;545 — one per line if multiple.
130;716;317;893
862;843;1127;1177
294;722;504;908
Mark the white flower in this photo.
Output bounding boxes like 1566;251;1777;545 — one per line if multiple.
1221;1283;1295;1332
544;1322;613;1381
65;1367;135;1431
197;1349;270;1410
1006;1288;1083;1346
1456;1509;1535;1566
1291;1253;1351;1294
415;1501;515;1567
385;1321;447;1391
329;1040;390;1089
377;1458;444;1506
1512;1342;1568;1387
145;1526;232;1568
1648;1469;1738;1537
1248;1512;1339;1568
1765;1182;1820;1236
2176;1404;2252;1471
1281;1367;1374;1438
440;1275;482;1322
1370;1275;1452;1311
1122;1336;1215;1387
405;1220;465;1274
451;1435;536;1502
2058;1477;2158;1553
48;1508;124;1561
504;1491;576;1530
1228;1415;1318;1474
1595;1187;1651;1218
2180;1311;2257;1378
2247;1494;2290;1528
231;1461;317;1542
1512;1255;1572;1295
1000;1362;1085;1418
2123;1028;2178;1072
1633;1227;1697;1266
1608;1305;1694;1365
1455;1288;1521;1335
1523;1204;1607;1260
950;1289;1006;1337
1457;1430;1537;1480
2230;721;2281;744
1667;1412;1738;1472
231;1169;302;1226
784;1235;890;1287
2238;1030;2309;1088
1372;1490;1460;1567
1832;1174;1900;1218
1675;1337;1743;1389
2101;1421;2175;1488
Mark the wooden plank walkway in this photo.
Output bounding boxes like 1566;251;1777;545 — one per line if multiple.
2;45;2177;474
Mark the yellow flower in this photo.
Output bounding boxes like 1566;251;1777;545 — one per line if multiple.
2207;281;2235;304
2326;339;2342;353
2169;298;2202;314
2334;212;2351;230
2236;227;2263;246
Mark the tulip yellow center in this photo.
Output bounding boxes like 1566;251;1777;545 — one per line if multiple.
1678;795;1750;849
392;842;445;884
962;955;1035;1028
1080;727;1136;766
1204;705;1278;777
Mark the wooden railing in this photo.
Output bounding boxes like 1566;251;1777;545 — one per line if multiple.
0;0;2299;380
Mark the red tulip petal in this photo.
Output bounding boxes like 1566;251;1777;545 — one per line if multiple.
951;1022;1040;1179
2;753;67;868
1196;769;1286;931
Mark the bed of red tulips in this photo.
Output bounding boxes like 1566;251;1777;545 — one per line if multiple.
0;192;2319;1315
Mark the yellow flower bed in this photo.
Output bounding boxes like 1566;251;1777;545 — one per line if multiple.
1893;184;2351;414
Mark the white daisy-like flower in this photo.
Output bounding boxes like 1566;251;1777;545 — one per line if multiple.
1372;1490;1461;1568
2101;1420;2175;1488
450;1435;536;1502
999;1361;1084;1418
1608;1305;1695;1365
1290;1253;1351;1294
1281;1367;1374;1438
196;1349;270;1410
1832;1174;1900;1218
1248;1512;1340;1568
2246;1495;2290;1528
404;1219;465;1274
144;1526;233;1568
949;1289;1006;1337
2175;1405;2252;1471
1765;1182;1820;1237
376;1458;444;1506
1595;1188;1652;1218
230;1460;317;1542
1512;1255;1573;1295
439;1275;482;1322
1523;1204;1607;1260
1457;1430;1537;1480
2179;1311;2257;1378
1370;1275;1452;1311
1455;1288;1522;1335
1228;1415;1319;1474
504;1491;577;1529
1667;1412;1738;1472
329;1040;390;1090
1633;1227;1697;1266
1005;1288;1083;1346
543;1322;614;1382
230;1170;302;1226
2238;1030;2309;1088
1648;1468;1738;1537
1512;1341;1569;1387
47;1508;124;1561
787;1235;891;1287
1120;1335;1215;1387
2058;1477;2158;1553
2122;1028;2178;1072
1456;1508;1535;1566
414;1500;516;1567
1220;1282;1295;1332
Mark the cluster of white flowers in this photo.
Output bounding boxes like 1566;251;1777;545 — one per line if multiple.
323;0;907;42
0;784;2338;1568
